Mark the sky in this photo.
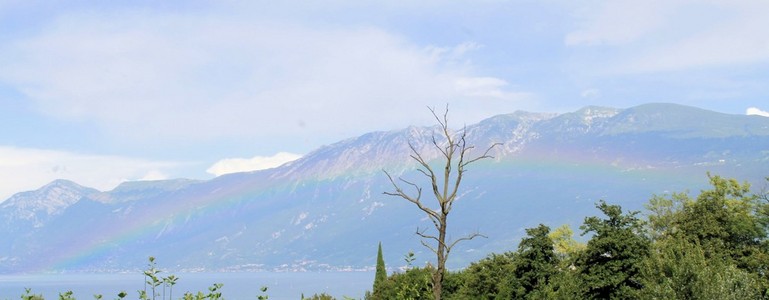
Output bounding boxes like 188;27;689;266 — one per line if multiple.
1;0;769;200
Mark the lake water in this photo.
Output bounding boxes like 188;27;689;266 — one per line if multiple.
0;271;374;300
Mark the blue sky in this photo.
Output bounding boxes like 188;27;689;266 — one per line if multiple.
1;1;768;200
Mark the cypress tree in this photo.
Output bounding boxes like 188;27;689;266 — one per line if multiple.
373;242;387;295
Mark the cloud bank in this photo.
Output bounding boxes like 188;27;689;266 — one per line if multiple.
566;0;769;73
207;152;302;176
0;146;182;202
0;11;528;148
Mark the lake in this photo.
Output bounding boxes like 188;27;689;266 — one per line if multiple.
0;271;374;299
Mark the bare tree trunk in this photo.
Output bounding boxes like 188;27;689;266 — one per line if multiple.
384;105;498;300
433;215;447;300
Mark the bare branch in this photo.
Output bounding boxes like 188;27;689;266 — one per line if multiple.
416;228;440;254
461;142;502;168
427;105;449;131
416;167;432;180
383;170;442;227
758;177;769;203
447;232;488;254
420;240;438;255
382;170;421;202
384;104;493;300
431;134;450;160
408;142;438;184
408;145;442;205
408;142;429;166
416;228;440;242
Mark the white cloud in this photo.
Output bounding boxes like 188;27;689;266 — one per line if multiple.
566;1;769;73
207;152;302;176
746;107;769;117
0;11;529;146
565;0;670;46
453;77;529;99
0;146;183;202
425;42;483;63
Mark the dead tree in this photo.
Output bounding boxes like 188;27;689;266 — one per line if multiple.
383;106;499;300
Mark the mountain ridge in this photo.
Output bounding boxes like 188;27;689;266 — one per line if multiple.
0;179;99;228
2;103;768;273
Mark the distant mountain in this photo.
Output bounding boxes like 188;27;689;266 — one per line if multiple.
0;180;99;228
1;103;768;273
89;178;202;203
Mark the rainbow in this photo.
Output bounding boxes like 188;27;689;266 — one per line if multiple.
29;152;720;273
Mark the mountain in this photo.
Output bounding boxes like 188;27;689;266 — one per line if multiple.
1;103;768;273
0;180;99;229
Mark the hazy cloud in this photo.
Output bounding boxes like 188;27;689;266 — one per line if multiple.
0;11;528;146
0;146;183;201
580;88;601;99
207;152;303;176
453;77;530;100
747;107;769;117
566;1;769;73
565;0;669;46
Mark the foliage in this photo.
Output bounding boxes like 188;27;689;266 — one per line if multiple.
543;224;586;299
639;236;762;300
510;224;559;298
642;174;769;296
179;283;223;300
137;256;217;300
163;275;179;300
19;288;129;300
58;291;75;300
21;288;44;300
644;192;689;240
11;256;258;300
372;242;387;297
404;251;416;268
451;224;560;299
677;174;766;272
576;200;650;299
142;256;162;300
257;286;269;300
439;271;465;299
548;224;585;263
454;252;515;299
367;176;769;299
539;267;582;300
302;293;336;300
367;265;434;300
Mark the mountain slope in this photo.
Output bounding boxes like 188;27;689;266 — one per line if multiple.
1;103;768;273
0;180;99;228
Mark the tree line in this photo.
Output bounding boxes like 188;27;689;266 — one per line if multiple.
368;173;769;299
